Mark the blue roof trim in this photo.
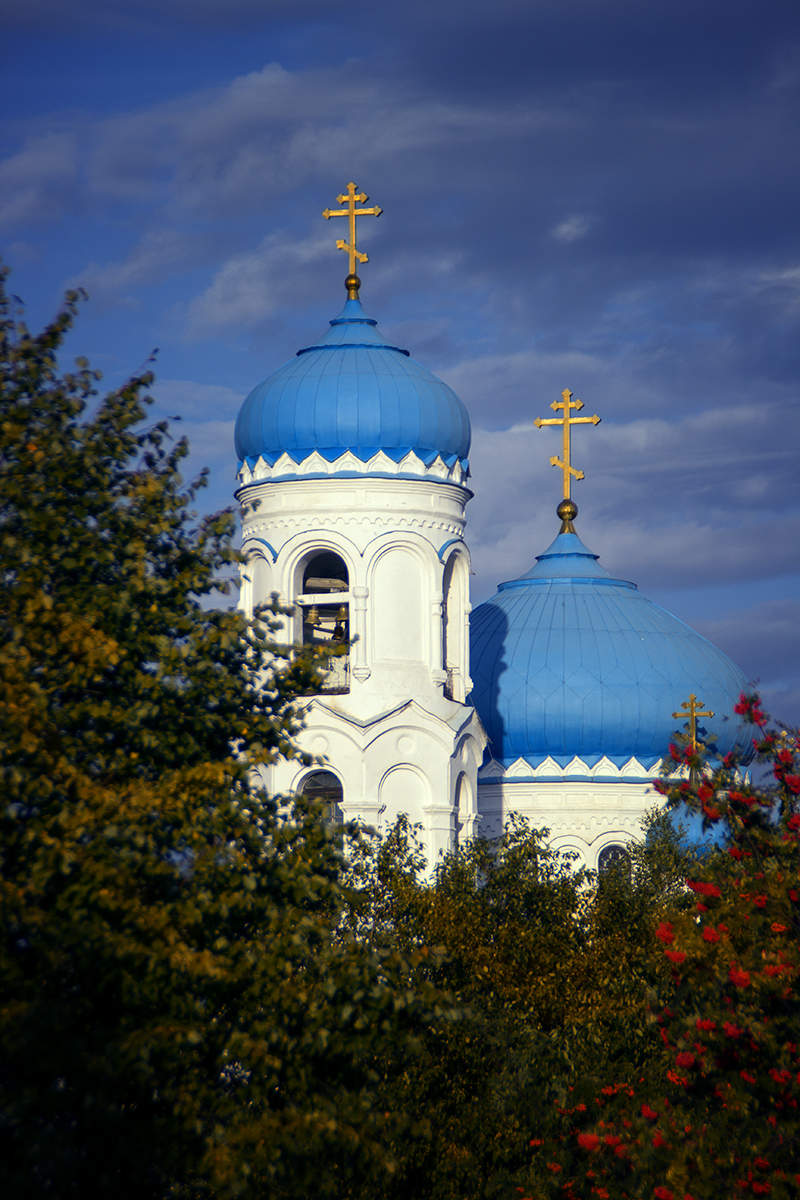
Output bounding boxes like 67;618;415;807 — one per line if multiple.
437;537;464;562
481;773;660;784
297;342;410;358
498;576;637;592
329;312;378;327
243;536;278;563
237;470;475;491
237;447;472;471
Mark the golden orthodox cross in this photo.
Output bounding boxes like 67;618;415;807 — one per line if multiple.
534;389;601;500
672;693;715;752
323;181;382;293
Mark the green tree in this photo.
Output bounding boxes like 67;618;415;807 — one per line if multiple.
0;271;445;1200
344;816;686;1200
526;698;800;1200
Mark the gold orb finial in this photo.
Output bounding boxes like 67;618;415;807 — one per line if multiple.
345;273;361;299
557;498;578;532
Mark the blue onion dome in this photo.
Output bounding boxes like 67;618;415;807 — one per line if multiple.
235;296;471;473
469;509;751;770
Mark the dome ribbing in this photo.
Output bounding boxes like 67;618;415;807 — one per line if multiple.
235;298;470;473
469;529;751;769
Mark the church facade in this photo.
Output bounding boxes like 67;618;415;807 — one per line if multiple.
233;183;750;869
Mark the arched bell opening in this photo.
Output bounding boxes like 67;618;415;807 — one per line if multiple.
299;769;344;825
295;550;350;693
597;842;632;879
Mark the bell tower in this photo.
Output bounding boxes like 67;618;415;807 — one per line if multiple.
234;183;486;861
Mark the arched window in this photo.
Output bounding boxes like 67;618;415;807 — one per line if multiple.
299;770;344;824
454;771;472;849
598;843;632;877
296;551;350;693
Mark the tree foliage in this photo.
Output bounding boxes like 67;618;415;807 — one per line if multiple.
339;812;695;1199
0;271;447;1200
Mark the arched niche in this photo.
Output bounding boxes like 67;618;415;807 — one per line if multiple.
442;551;469;700
239;546;273;618
371;546;426;663
454;771;474;848
294;549;350;693
379;765;430;832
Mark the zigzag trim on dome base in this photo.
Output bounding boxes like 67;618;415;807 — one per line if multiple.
237;447;469;486
478;754;662;783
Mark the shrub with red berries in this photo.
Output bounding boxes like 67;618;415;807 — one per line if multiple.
526;696;800;1200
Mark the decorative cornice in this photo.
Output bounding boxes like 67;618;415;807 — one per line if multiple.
243;513;463;540
237;447;468;487
478;754;662;782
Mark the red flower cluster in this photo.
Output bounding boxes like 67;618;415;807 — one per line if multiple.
728;965;751;989
734;693;767;726
665;949;686;965
687;880;722;898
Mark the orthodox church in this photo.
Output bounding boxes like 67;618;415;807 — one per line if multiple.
233;182;750;869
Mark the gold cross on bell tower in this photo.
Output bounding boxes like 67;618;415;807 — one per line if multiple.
323;181;382;298
535;389;601;501
672;693;715;753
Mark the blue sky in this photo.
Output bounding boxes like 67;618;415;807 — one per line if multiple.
3;0;800;726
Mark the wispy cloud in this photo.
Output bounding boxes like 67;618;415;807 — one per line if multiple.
0;132;77;230
551;214;592;243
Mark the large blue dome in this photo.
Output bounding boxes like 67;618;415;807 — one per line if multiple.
469;528;751;769
235;297;471;472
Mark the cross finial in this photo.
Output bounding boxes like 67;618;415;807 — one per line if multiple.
323;181;383;298
672;693;715;752
534;389;601;516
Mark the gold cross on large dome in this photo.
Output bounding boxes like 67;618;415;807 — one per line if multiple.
535;388;601;501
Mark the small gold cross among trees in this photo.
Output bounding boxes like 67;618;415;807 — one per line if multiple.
672;693;715;752
323;181;382;296
534;388;601;500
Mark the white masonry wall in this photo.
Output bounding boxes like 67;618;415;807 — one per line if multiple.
236;452;487;863
477;756;662;870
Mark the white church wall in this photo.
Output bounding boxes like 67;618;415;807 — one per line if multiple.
236;467;486;863
476;777;659;870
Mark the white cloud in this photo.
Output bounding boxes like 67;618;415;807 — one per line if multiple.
183;227;332;335
78;60;569;220
75;229;203;297
551;213;592;243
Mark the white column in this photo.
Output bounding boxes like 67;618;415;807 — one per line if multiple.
430;598;446;687
350;584;370;681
